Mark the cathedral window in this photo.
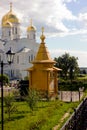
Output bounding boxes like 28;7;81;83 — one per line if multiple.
31;54;33;61
9;31;11;36
0;55;1;62
29;56;30;62
17;56;19;64
33;34;35;39
15;28;17;34
12;27;14;34
27;35;29;39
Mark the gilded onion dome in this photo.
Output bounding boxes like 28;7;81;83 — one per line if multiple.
27;19;36;32
2;3;19;27
3;21;12;27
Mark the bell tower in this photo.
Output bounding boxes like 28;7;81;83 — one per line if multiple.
27;19;36;42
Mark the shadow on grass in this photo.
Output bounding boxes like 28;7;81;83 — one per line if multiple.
16;110;30;115
0;115;25;124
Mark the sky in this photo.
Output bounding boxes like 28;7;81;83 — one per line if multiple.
0;0;87;67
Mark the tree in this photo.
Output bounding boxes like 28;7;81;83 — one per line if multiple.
54;53;79;79
4;94;17;120
25;89;39;112
69;56;79;81
0;74;9;84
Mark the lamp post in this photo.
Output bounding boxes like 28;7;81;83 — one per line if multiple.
1;47;15;130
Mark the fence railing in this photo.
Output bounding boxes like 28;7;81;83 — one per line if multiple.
60;98;87;130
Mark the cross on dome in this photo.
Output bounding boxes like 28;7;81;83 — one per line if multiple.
42;27;44;35
40;27;45;43
10;2;12;12
30;19;32;26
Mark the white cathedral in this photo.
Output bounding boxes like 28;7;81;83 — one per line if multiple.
0;3;39;80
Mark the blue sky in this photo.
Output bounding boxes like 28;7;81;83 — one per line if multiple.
0;0;87;67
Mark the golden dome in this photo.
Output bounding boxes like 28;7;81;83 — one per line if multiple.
27;19;36;32
3;21;12;27
2;3;19;27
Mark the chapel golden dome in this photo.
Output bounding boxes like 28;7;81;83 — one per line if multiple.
2;3;19;27
27;19;36;32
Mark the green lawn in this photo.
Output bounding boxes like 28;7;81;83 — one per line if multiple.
0;100;80;130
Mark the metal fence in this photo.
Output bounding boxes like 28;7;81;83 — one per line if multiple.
60;98;87;130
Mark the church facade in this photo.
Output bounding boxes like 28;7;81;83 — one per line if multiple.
0;3;39;80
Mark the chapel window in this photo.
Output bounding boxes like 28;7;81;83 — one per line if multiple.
50;71;54;78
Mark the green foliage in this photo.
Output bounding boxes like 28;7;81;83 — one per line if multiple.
25;89;39;111
54;53;79;80
4;94;17;120
24;76;29;80
1;100;80;130
19;80;29;97
59;79;84;91
0;74;9;84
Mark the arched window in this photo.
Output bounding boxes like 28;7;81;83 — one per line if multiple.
33;34;35;39
29;56;30;62
31;54;33;61
0;55;1;62
12;27;14;34
15;28;17;34
9;31;11;36
17;56;19;64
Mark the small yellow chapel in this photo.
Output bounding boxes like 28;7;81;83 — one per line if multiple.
27;27;61;99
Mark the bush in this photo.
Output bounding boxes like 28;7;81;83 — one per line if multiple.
59;80;84;91
4;94;17;120
25;89;39;111
19;80;29;97
0;74;9;84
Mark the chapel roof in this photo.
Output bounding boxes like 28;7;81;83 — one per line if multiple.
32;27;55;63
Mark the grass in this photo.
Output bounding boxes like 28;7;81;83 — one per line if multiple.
0;99;80;130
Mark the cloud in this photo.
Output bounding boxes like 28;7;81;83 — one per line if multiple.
78;13;87;27
64;0;78;2
0;0;77;36
0;0;86;38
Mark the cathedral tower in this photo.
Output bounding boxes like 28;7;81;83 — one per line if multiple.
27;19;36;42
1;3;20;41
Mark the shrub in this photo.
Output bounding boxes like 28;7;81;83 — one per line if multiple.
25;89;39;111
0;74;9;84
19;80;29;97
59;80;84;91
4;94;17;120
